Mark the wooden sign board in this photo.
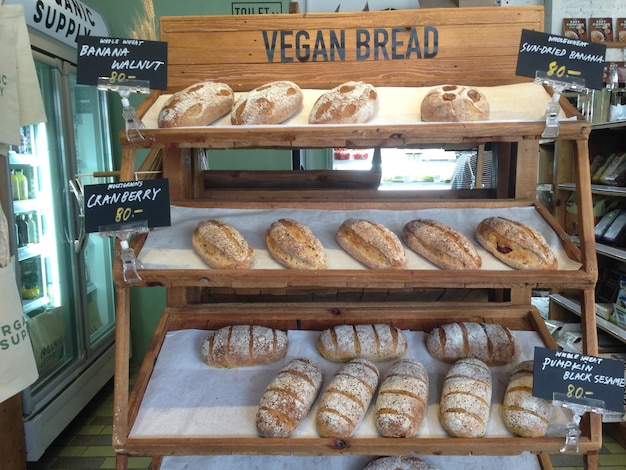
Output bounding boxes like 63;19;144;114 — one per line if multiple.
533;346;625;412
84;179;170;233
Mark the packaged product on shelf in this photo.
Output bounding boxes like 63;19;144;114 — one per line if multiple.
15;169;29;200
618;18;626;42
589;17;613;42
562;18;588;40
612;277;626;329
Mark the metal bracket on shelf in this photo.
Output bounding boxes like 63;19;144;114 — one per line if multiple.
97;78;151;142
552;392;606;453
100;221;149;283
534;72;588;139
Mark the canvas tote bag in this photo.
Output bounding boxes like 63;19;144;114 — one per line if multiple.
0;20;20;145
0;200;38;403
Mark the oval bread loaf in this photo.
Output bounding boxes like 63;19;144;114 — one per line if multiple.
316;324;407;362
503;360;552;437
256;358;323;438
439;357;492;438
426;321;520;366
375;359;429;438
201;325;288;368
337;218;407;269
192;220;253;269
309;81;379;124
316;358;379;438
403;219;481;270
363;455;439;470
475;216;557;270
231;80;303;125
158;80;234;127
266;218;327;269
420;84;489;122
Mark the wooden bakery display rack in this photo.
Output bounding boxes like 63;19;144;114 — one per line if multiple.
111;7;601;470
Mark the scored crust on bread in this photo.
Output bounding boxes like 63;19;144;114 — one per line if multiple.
231;80;303;125
420;84;489;122
475;216;558;270
363;456;439;470
266;218;327;270
309;81;379;124
158;80;234;127
403;219;482;270
192;219;253;269
316;324;408;362
336;218;407;269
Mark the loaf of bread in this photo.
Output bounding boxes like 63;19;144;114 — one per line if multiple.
503;360;552;438
316;358;379;438
256;358;323;438
191;220;253;269
309;81;379;124
266;218;327;270
363;456;438;470
316;324;408;362
475;216;558;270
375;359;429;438
426;322;520;366
201;325;288;368
231;80;303;125
158;81;234;128
403;219;482;270
336;218;407;269
439;357;492;438
420;84;489;122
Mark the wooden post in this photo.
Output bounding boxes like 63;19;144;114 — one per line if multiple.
0;394;27;470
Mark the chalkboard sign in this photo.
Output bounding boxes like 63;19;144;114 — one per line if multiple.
84;179;171;233
533;346;625;412
516;29;606;90
76;36;168;90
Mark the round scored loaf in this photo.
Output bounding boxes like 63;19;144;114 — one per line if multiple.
316;358;379;438
231;80;303;125
426;321;520;366
309;81;379;124
337;218;407;269
375;359;429;438
439;357;492;438
475;216;558;270
256;358;323;438
266;218;327;270
503;360;552;438
157;80;234;128
420;84;489;122
363;456;439;470
316;324;408;362
191;219;253;269
201;325;288;368
403;219;482;270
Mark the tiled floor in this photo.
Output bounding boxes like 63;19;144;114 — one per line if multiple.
26;375;626;470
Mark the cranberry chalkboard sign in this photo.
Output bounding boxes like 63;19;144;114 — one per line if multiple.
516;29;606;90
533;346;625;412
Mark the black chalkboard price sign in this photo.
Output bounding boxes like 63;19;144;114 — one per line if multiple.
516;29;606;90
533;346;625;412
84;179;170;233
76;35;168;90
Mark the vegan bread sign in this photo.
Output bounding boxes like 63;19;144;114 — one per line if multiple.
516;29;606;90
76;35;167;90
533;346;625;412
84;179;170;233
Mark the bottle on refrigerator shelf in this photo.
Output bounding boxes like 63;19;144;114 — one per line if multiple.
15;169;29;200
17;215;28;247
10;170;20;200
27;214;39;244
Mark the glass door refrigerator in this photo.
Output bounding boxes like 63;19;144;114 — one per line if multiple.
0;50;116;462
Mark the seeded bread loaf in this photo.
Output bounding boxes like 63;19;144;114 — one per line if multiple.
403;219;482;270
503;360;552;437
336;218;407;269
309;81;379;124
426;321;520;366
256;358;323;438
420;84;489;122
158;80;233;127
266;218;327;269
201;325;288;368
316;324;407;362
363;456;439;470
192;220;253;269
231;80;303;125
475;216;558;270
375;359;429;438
439;357;492;438
316;358;379;438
